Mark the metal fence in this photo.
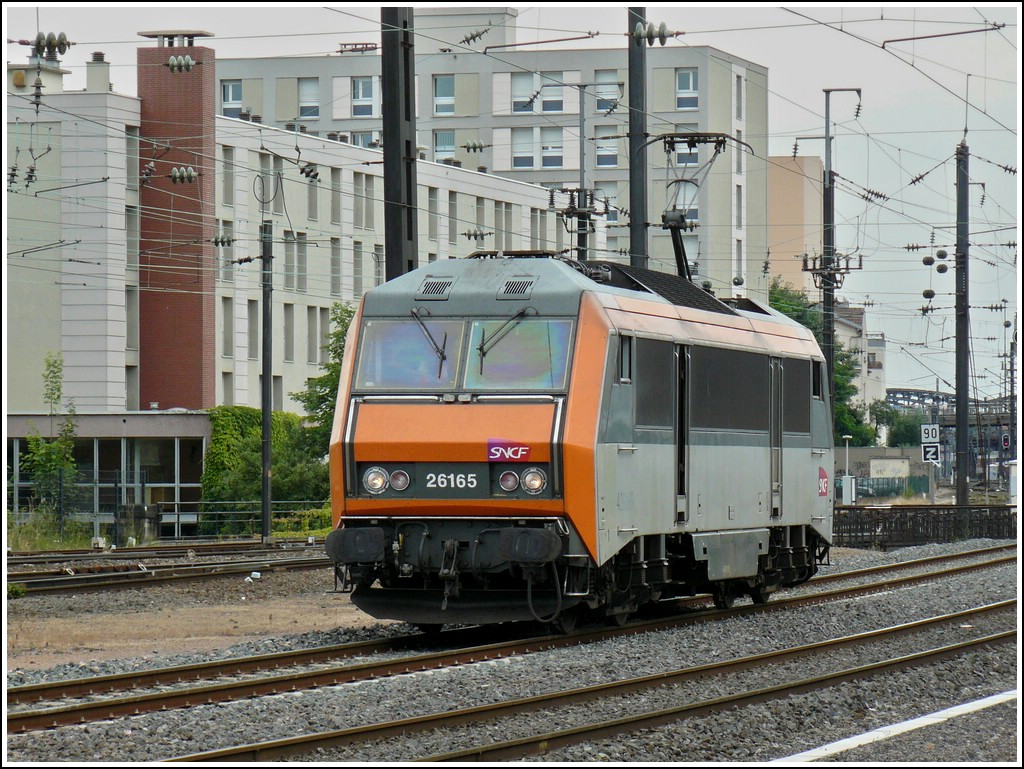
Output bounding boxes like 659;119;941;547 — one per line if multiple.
832;504;1016;550
835;475;931;501
158;500;329;539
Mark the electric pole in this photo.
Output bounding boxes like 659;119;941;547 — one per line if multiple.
954;141;971;507
628;7;648;269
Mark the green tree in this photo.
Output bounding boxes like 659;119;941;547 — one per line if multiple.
201;406;329;503
21;352;80;506
768;279;875;446
291;302;356;455
870;400;925;447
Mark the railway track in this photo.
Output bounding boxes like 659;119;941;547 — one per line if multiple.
174;603;1015;761
6;554;331;595
7;545;1014;735
6;539;322;567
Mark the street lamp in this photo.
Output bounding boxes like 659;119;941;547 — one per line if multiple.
842;434;854;505
843;434;853;475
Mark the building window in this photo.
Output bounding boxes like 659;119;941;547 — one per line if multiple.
676;68;698;109
434;129;455;162
297;233;307;292
541;127;563;168
283;303;294;362
595;69;619;112
353;241;363;297
433;74;454;114
248;300;259;359
284;231;295;290
736;185;743;228
320;307;330;365
354;173;374;229
352;76;373;116
512;127;534;168
222;297;234;358
307;306;319;364
219;221;234;281
673;184;699;222
221;80;242;117
298;77;319;118
331;238;341;296
676;124;698;165
494;201;513;250
331;168;341;224
595;184;618;222
736;129;743;174
736;74;743;120
734;239;743;279
222;146;234;206
530;208;547;249
541;72;563;112
307;178;318;220
511;72;535;113
448;191;458;245
595;125;617;167
351;131;374;148
428;187;439;240
373;244;384;286
273;155;283;214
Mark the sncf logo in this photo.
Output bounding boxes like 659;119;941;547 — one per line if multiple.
818;467;830;497
488;440;532;462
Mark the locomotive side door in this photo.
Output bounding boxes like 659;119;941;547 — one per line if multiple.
770;357;783;517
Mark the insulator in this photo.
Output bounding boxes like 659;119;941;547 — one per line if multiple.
922;255;934;266
936;263;948;274
923;289;935;300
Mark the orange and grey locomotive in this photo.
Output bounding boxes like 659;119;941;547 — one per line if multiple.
326;253;833;629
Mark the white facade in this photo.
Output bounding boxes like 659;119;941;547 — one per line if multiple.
7;57;142;413
216;8;770;301
212;117;574;412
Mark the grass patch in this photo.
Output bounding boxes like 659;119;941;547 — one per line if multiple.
6;509;94;552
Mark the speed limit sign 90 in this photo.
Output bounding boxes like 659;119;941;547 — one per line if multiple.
921;424;939;443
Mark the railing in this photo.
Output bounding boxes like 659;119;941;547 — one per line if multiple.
158;500;329;540
832;504;1016;550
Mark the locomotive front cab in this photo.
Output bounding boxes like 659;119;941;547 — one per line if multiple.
327;259;597;626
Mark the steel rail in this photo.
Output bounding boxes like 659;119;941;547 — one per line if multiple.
423;630;1016;762
168;602;1015;762
9;556;332;595
8;553;1014;734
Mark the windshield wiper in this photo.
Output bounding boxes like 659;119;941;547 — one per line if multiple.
477;307;535;375
410;308;448;379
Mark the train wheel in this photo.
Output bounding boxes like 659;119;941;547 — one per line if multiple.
605;610;630;627
712;584;736;610
748;587;771;605
550;607;579;635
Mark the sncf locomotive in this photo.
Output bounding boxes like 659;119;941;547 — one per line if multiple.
327;253;833;630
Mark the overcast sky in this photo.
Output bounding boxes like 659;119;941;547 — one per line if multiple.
4;4;1019;401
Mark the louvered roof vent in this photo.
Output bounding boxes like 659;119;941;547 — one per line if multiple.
498;276;536;300
415;275;456;301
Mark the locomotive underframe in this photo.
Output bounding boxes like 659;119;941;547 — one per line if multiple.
328;516;827;626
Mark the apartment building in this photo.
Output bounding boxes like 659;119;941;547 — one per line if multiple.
217;7;770;300
6;31;566;521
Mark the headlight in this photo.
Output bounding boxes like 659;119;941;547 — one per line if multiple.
362;466;389;494
498;470;520;492
389;470;411;491
520;467;547;495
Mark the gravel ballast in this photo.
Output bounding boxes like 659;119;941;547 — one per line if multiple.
5;538;1018;763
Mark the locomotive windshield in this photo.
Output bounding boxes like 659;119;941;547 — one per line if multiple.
354;318;464;390
465;319;573;390
353;317;573;392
